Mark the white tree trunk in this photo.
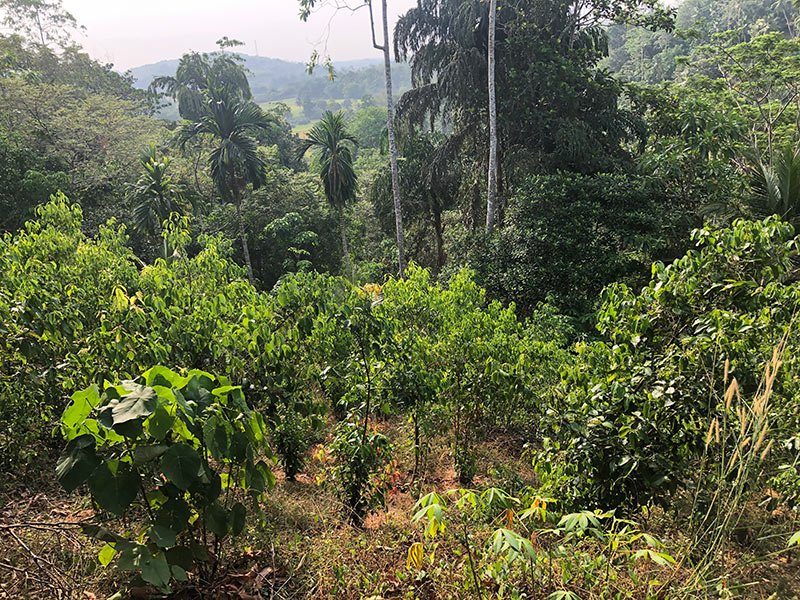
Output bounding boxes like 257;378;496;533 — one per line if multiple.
372;0;407;275
486;0;498;235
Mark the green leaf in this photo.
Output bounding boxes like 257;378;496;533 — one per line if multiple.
230;430;249;462
119;545;171;592
109;382;158;425
173;388;195;420
56;434;101;492
88;461;141;516
165;545;194;571
61;385;100;433
231;502;246;536
143;366;187;389
98;543;117;567
203;415;231;460
148;525;177;548
204;503;229;538
133;444;169;467
171;564;189;582
155;497;191;533
161;444;202;490
147;406;174;441
245;460;271;493
191;462;222;506
186;373;214;409
789;531;800;547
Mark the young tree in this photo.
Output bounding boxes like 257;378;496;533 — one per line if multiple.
296;111;358;279
174;87;272;285
129;145;184;237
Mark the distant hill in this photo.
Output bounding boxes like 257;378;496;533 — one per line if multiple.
128;53;410;105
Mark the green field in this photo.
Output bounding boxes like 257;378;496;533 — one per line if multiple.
260;97;351;136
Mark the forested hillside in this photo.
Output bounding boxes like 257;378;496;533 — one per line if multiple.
2;0;800;598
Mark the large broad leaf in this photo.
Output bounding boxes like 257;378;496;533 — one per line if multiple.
186;373;214;409
56;434;101;492
88;461;141;516
191;463;221;506
244;460;275;494
245;460;267;493
155;497;191;533
110;382;158;425
118;544;171;592
165;545;194;571
203;415;232;461
173;388;196;421
133;444;169;467
161;444;202;490
143;366;187;389
147;406;175;441
98;543;117;567
204;503;229;538
148;525;177;548
229;430;249;462
61;385;100;434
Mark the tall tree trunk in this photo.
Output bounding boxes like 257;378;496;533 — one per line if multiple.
486;0;498;235
234;191;255;286
339;205;352;280
433;205;445;272
371;0;407;275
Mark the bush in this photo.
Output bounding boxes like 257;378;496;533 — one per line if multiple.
0;197;310;473
56;367;274;593
542;217;800;509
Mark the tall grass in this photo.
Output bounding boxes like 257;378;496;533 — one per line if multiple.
681;333;789;595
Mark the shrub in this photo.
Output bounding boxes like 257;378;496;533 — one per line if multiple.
56;367;274;593
543;217;800;509
272;404;311;480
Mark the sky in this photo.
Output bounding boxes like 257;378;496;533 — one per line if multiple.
58;0;419;70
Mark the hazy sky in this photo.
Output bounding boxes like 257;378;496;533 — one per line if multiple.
57;0;419;70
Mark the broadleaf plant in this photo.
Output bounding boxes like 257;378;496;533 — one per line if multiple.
57;367;274;594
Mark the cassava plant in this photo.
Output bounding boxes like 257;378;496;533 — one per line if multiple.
56;367;275;593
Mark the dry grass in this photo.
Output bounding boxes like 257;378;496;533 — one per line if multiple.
2;414;799;599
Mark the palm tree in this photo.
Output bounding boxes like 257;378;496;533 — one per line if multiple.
749;143;800;228
129;145;183;236
174;86;271;285
297;0;406;275
296;111;358;280
150;51;252;121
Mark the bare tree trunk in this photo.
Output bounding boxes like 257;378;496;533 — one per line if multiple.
370;0;407;275
433;205;445;272
339;206;352;280
234;192;255;286
485;0;498;235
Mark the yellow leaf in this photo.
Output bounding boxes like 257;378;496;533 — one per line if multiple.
504;508;514;528
407;542;423;570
